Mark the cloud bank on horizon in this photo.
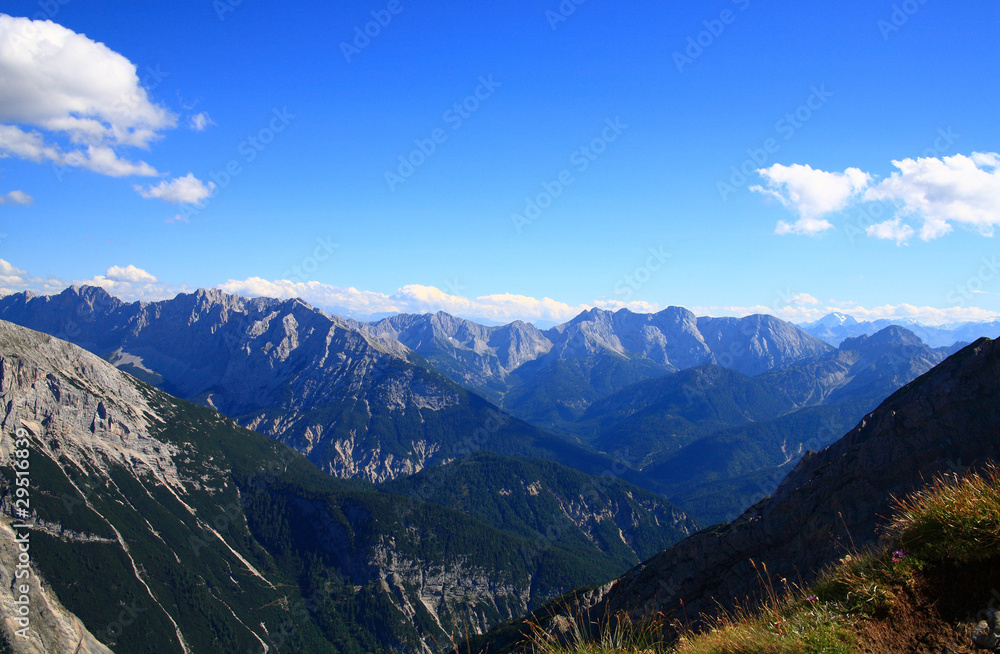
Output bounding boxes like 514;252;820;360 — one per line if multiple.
754;152;1000;244
1;258;996;328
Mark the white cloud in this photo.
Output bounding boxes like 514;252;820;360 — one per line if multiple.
0;14;174;177
0;258;64;297
105;264;157;283
593;299;663;314
866;217;915;245
218;279;600;324
0;258;26;277
0;189;32;205
189;112;215;131
0;259;178;302
863;152;1000;241
751;163;870;235
4;265;1000;331
756;153;1000;242
790;292;820;306
73;273;180;301
74;144;158;177
773;216;836;236
135;173;215;205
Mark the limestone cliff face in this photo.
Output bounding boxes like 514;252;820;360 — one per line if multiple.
0;320;185;653
0;288;500;484
518;337;1000;639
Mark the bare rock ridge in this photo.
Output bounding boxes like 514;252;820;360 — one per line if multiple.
358;306;833;400
536;336;1000;637
0;287;834;485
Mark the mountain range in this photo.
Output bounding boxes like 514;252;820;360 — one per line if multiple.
798;311;1000;348
0;319;698;652
1;285;992;652
0;287;960;527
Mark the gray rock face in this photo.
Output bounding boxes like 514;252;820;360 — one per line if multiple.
355;305;831;413
0;321;187;654
530;337;1000;636
355;311;554;396
973;610;1000;650
756;325;949;408
0;288;510;483
694;313;834;377
543;307;713;369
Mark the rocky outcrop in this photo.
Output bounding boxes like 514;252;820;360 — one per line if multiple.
357;312;554;383
0;320;197;653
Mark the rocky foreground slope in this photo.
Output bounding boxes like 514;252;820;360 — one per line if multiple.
481;336;1000;648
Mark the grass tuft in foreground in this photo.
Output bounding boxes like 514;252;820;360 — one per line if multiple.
515;464;1000;654
888;465;1000;564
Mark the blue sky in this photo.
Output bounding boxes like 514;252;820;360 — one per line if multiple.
0;0;998;326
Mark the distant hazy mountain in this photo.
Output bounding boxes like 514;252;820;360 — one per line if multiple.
358;306;832;430
0;287;629;485
353;311;554;402
575;325;954;524
799;311;1000;348
0;286;926;527
0;320;695;652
